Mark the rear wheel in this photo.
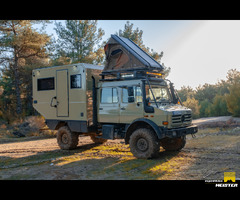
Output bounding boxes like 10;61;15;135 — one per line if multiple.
160;136;186;151
57;126;79;150
129;128;160;159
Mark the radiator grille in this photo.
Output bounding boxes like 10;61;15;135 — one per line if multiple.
172;114;192;125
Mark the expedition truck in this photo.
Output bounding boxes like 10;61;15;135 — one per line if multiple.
32;34;198;159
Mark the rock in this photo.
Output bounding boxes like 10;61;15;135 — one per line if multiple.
19;122;30;128
0;124;7;129
12;131;25;137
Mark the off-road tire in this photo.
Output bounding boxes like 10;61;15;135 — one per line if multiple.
160;136;186;151
129;128;160;159
57;126;79;150
90;135;108;144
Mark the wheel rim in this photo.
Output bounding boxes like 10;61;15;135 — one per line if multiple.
62;133;69;144
137;138;148;152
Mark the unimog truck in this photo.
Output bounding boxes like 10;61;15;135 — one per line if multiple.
32;34;198;159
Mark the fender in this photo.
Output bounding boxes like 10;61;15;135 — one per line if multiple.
125;118;164;144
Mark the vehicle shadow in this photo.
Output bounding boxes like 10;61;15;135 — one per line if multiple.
0;141;181;180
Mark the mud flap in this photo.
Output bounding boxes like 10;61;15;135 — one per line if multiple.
101;125;114;139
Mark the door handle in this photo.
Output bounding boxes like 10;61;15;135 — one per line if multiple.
121;107;126;110
50;96;57;108
99;107;103;110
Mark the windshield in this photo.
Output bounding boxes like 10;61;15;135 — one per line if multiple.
145;84;172;103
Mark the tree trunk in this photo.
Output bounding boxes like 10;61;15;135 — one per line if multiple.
26;82;33;115
13;54;22;115
11;21;22;116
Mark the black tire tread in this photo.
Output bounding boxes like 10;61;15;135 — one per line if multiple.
57;126;79;150
129;128;160;159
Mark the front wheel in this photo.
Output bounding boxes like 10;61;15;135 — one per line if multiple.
129;128;160;159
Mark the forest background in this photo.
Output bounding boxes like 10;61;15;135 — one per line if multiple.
0;20;239;124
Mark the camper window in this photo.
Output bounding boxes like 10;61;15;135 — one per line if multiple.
37;77;55;91
71;74;81;89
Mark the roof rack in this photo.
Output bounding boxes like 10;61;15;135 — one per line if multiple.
99;68;164;82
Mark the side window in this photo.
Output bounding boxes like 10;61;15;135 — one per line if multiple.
135;86;142;103
113;88;118;103
122;88;128;103
101;88;118;103
71;74;81;89
122;86;142;103
37;77;55;91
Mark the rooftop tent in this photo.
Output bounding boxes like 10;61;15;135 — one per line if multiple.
103;34;164;72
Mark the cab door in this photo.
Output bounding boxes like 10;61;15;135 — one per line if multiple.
120;86;143;123
98;87;120;123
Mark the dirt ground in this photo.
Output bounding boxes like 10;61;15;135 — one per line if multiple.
0;116;240;180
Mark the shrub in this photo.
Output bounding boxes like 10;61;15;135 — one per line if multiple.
183;97;200;119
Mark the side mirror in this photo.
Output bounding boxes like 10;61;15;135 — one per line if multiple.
128;96;135;103
145;106;154;113
128;87;134;97
145;97;154;113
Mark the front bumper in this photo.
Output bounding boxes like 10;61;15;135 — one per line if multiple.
162;125;198;138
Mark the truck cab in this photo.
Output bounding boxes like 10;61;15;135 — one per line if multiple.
98;78;193;128
95;72;197;158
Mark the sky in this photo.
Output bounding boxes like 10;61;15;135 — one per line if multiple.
161;20;240;89
43;20;240;89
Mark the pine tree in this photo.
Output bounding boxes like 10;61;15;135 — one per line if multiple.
53;20;105;65
0;20;51;116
